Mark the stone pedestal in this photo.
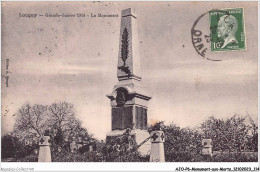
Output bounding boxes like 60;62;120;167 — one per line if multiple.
106;81;151;156
149;131;165;162
38;136;51;162
201;139;212;156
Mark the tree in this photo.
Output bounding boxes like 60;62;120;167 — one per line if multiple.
48;102;81;146
246;113;258;152
1;134;19;159
14;103;49;139
1;134;38;161
13;101;94;148
48;102;76;132
200;115;257;152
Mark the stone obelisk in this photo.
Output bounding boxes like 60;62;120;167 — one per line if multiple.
106;8;152;155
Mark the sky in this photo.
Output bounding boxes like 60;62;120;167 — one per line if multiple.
1;1;258;140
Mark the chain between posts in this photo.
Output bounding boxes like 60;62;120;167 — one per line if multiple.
136;136;151;149
107;131;151;150
104;130;151;158
102;129;155;162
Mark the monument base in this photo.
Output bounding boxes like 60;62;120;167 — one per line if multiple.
106;129;151;156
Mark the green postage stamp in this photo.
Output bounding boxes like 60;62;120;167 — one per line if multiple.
209;8;246;52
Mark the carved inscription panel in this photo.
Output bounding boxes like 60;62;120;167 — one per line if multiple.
112;106;133;130
135;106;147;130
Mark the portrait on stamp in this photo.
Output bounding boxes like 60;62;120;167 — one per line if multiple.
217;15;239;48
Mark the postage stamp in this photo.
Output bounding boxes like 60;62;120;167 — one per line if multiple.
209;8;246;52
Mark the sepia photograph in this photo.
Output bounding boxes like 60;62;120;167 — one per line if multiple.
1;1;258;170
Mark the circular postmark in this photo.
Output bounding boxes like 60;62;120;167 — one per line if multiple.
191;9;239;61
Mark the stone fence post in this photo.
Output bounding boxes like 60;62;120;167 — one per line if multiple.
38;134;51;162
201;139;213;157
149;130;165;162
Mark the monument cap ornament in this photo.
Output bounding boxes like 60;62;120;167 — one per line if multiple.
150;131;165;143
39;136;51;146
202;139;212;148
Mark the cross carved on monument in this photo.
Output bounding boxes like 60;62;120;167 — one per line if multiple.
151;133;159;141
161;133;165;141
40;138;45;144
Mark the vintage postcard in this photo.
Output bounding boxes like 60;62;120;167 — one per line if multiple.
1;1;258;171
